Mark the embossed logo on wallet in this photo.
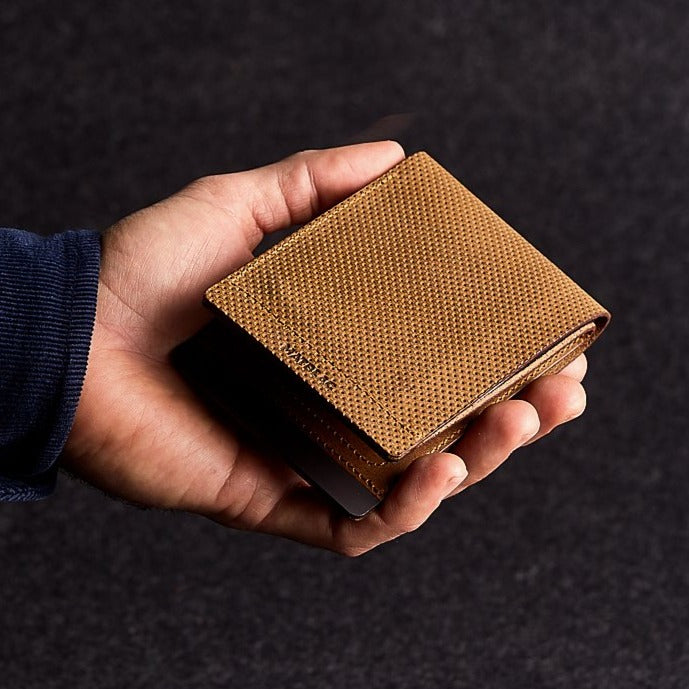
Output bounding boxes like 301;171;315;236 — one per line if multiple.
282;343;336;389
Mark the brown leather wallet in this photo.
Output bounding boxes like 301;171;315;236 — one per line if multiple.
173;152;610;517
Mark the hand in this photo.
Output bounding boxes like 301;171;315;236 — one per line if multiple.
64;142;589;556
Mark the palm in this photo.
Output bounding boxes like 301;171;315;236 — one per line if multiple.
65;192;309;521
64;143;589;555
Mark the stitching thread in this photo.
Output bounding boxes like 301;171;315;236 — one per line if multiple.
229;281;414;439
285;408;385;498
408;326;595;456
209;153;603;458
289;326;592;498
207;155;427;446
289;394;389;467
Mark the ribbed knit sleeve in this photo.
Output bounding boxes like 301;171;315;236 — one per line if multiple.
0;228;101;501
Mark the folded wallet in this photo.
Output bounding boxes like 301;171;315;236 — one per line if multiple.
172;152;610;517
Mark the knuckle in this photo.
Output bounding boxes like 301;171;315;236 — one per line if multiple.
184;174;219;199
483;402;527;446
330;521;374;558
289;148;316;161
396;519;421;536
275;160;318;220
184;173;234;203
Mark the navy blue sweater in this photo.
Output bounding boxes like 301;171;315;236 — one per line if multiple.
0;228;101;501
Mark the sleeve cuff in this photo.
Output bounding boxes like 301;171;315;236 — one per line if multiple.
0;229;101;501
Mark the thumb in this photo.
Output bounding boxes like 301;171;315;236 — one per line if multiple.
181;141;406;250
324;452;469;557
101;142;405;341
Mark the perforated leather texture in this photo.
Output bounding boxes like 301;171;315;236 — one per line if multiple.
205;152;609;497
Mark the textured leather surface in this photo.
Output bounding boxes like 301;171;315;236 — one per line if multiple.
205;152;610;500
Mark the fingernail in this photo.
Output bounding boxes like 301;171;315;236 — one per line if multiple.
566;405;586;422
519;418;541;446
520;430;538;446
444;459;468;497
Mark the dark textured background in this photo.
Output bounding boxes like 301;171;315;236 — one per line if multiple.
1;1;687;687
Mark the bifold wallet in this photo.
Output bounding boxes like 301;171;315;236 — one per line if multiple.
172;152;610;517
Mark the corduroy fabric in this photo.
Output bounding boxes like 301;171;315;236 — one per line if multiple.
0;228;101;500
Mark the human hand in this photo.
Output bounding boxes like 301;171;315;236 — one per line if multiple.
64;142;589;555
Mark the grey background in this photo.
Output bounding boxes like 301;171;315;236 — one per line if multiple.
1;1;687;687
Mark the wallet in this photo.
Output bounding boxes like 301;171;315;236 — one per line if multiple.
172;152;610;517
